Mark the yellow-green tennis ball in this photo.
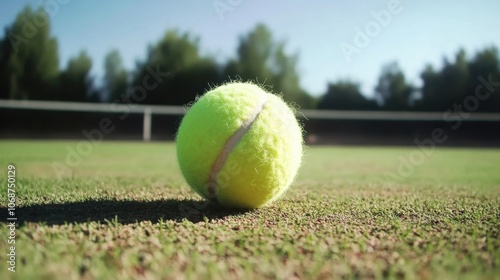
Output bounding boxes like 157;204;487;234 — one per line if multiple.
176;82;303;209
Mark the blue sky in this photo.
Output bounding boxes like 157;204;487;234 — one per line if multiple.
1;0;499;97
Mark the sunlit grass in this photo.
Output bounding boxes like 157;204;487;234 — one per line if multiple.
0;140;499;279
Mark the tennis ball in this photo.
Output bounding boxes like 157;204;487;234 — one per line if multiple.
176;82;303;209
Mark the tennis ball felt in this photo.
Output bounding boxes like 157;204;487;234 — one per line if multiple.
176;82;303;209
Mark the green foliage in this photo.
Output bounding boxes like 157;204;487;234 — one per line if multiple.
374;62;414;110
0;35;11;100
1;5;499;111
226;24;274;81
319;48;500;111
58;51;93;101
416;47;500;112
104;49;128;102
466;47;500;112
273;43;315;108
318;80;376;110
225;24;314;108
0;6;59;100
418;49;470;111
130;30;222;105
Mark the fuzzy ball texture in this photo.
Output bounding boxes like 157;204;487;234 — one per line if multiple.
176;82;303;208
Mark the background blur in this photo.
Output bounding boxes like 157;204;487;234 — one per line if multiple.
1;0;499;145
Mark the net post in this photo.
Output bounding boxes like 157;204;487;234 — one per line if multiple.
143;108;152;141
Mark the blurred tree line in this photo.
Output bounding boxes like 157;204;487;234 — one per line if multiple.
1;6;499;112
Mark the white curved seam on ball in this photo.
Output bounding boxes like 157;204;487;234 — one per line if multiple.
208;95;269;199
